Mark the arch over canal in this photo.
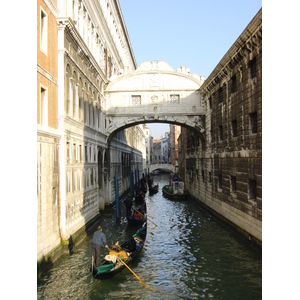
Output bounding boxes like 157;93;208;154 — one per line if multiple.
104;61;206;142
147;163;175;174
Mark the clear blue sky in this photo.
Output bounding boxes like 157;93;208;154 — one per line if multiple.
118;0;262;138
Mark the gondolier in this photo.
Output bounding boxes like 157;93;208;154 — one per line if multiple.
92;225;109;266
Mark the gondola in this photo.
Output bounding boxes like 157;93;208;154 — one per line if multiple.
91;224;147;279
127;198;147;226
149;184;159;195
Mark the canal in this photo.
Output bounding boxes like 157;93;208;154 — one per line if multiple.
37;173;262;299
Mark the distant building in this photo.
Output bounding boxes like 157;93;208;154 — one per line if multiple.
144;126;151;164
152;138;161;164
169;125;181;165
161;135;169;163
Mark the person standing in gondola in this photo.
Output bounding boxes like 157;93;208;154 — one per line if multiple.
124;196;133;218
140;173;147;194
92;225;109;266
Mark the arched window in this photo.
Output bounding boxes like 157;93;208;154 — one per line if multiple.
66;65;71;115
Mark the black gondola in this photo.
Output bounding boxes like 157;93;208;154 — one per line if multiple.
127;198;147;226
91;224;147;279
149;183;159;195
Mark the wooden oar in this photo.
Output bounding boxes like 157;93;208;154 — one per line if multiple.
113;255;155;291
133;207;157;227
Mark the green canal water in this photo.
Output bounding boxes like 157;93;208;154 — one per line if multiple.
37;174;262;299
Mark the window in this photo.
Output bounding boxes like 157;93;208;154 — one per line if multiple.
202;170;205;182
209;172;212;182
231;119;237;137
218;84;225;103
248;57;257;79
219;125;223;141
66;142;70;162
79;145;82;162
249;112;258;134
208;96;212;109
131;95;141;105
40;86;48;127
73;144;76;162
170;94;180;104
40;8;48;54
218;173;222;189
85;145;88;162
90;169;93;186
248;179;257;201
231;176;236;193
231;75;237;93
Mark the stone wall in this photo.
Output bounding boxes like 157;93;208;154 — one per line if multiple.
180;9;262;243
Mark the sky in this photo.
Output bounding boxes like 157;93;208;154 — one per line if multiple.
118;0;262;138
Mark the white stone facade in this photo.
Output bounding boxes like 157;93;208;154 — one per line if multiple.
37;0;146;262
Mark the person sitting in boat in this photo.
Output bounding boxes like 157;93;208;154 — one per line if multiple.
126;236;136;252
133;211;142;219
112;239;121;252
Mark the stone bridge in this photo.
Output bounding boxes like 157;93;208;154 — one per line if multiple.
105;61;206;142
146;163;175;174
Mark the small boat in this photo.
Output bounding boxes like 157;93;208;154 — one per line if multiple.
127;199;147;226
150;170;160;176
147;176;159;195
162;180;187;200
149;184;159;195
91;224;147;279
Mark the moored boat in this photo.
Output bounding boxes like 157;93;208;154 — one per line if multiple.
91;224;147;279
162;180;187;200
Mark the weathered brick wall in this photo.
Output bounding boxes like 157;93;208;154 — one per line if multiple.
182;9;262;242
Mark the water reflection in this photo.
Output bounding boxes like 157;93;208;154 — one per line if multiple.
37;173;262;300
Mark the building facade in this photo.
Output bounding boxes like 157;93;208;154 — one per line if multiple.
37;0;61;263
179;9;262;244
37;0;146;262
169;124;181;165
161;136;169;164
152;138;161;164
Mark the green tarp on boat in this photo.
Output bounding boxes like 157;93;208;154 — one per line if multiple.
96;263;114;274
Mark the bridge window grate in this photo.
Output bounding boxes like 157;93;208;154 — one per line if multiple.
170;94;180;104
131;95;141;105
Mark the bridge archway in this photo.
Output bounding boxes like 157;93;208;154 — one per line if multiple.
104;61;206;143
147;164;175;174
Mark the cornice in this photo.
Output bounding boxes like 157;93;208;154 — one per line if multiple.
37;64;58;85
43;0;59;18
200;8;262;92
57;17;108;85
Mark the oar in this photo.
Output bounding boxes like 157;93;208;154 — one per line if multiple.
113;255;155;291
133;207;157;227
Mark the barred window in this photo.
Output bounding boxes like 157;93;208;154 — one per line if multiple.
231;176;236;193
170;94;180;104
248;179;257;200
231;119;237;137
250;112;258;134
218;86;224;103
218;173;222;189
231;75;237;93
131;95;141;105
249;57;257;79
219;125;223;141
